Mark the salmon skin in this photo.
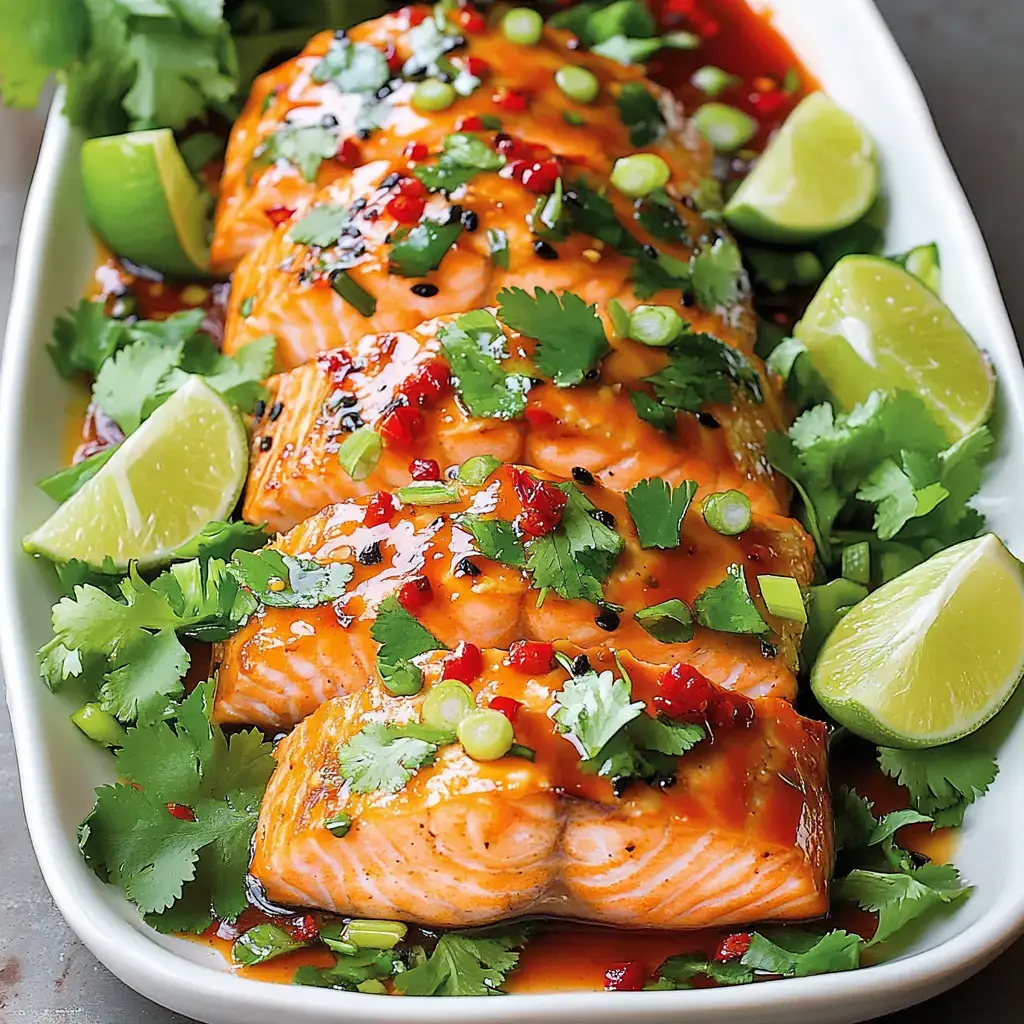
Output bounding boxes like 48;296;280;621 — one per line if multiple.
215;465;813;729
213;8;709;272
245;307;789;535
251;651;833;930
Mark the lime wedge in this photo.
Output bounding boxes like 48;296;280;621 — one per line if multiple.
24;377;247;570
811;535;1024;748
724;92;878;243
81;129;212;277
795;255;994;440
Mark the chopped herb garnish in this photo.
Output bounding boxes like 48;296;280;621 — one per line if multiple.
311;38;390;93
337;721;455;795
394;927;529;996
288;203;350;247
629;389;677;432
690;236;746;310
331;270;377;316
694;563;769;635
635;190;689;244
396;481;461;505
635;598;695;643
457;454;501;486
456;514;525;566
625;477;697;549
239;296;254;317
616;82;665;146
389;215;463;277
552;667;645;760
37;447;117;502
171;520;269;562
413;132;505;192
229;550;354;609
370;596;448;693
255;123;339;182
487;227;510;269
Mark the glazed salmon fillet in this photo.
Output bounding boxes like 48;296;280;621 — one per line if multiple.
251;652;832;929
213;5;709;271
215;465;813;729
244;308;787;535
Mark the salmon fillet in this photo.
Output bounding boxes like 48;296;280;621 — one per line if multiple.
213;7;710;272
244;307;788;534
251;652;832;929
215;465;813;729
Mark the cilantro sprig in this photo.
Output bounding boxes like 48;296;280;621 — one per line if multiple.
394;927;529;996
625;478;697;549
370;596;448;692
414;132;505;193
389;213;463;277
337;721;455;795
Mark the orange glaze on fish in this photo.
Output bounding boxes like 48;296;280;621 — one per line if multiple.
215;465;812;729
243;303;785;533
250;651;832;929
212;6;709;272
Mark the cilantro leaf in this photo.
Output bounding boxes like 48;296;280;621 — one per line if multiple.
337;722;454;795
694;563;769;634
172;520;270;562
389;215;463;277
630;389;677;432
690;237;746;310
857;456;950;540
878;743;998;828
615;82;665;146
634;598;694;643
287;203;350;247
81;681;275;924
229;550;354;609
49;299;129;377
414;132;505;192
394;928;529;996
742;930;863;977
456;515;525;567
37;446;117;502
439;310;531;420
625;478;697;548
100;628;191;727
553;668;645;759
370;596;448;689
294;948;402;990
311;38;389;92
256;123;339;182
496;288;610;387
651;953;754;988
92;334;185;434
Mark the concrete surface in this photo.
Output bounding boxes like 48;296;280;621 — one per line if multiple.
0;1;1021;1020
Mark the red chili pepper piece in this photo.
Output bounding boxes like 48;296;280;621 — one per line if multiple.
508;639;554;675
750;90;788;117
379;405;424;447
286;914;320;943
405;141;429;161
264;206;295;227
493;88;528;114
521;158;561;194
707;690;756;731
510;468;567;537
653;663;716;720
714;932;753;962
456;115;485;132
167;803;195;822
400;360;451;405
409;457;441;480
524;406;557;428
399;176;427;199
458;7;486;32
397;576;432;613
443;641;484;684
363;490;397;527
488;695;523;722
603;961;646;991
336;138;362;167
404;6;428;27
494;133;533;160
465;55;490;77
384;42;403;74
317;349;353;382
386;192;426;225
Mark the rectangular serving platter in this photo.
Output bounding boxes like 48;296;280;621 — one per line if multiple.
2;1;1024;1021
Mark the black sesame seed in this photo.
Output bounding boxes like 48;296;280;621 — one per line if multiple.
595;608;620;631
339;411;364;432
268;401;284;422
356;128;371;141
529;377;545;386
643;243;659;259
611;776;633;799
350;198;367;213
461;210;479;232
411;283;439;297
357;542;383;566
455;557;482;577
563;189;581;207
570;653;591;676
384;232;393;244
437;71;453;84
259;436;273;452
583;367;600;381
364;208;380;221
333;29;347;40
320;113;339;128
445;204;464;226
696;411;721;429
651;772;677;791
381;171;400;189
571;466;595;486
588;508;616;528
253;399;266;422
341;224;362;237
533;240;559;260
760;638;778;660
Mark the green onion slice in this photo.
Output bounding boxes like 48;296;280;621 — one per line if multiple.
757;575;807;623
397;481;461;505
702;490;752;536
338;426;382;481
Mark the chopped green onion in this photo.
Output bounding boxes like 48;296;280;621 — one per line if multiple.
337;427;382;481
331;270;376;316
555;65;600;104
702;490;752;536
487;227;510;269
610;153;671;198
508;742;536;761
782;68;801;94
793;250;824;285
458;454;501;485
356;980;389;994
343;919;408;950
240;296;255;317
628;304;683;347
396;481;461;505
692;103;758;153
634;598;695;643
412;79;457;113
663;30;701;50
562;110;586;127
38;446;117;502
319;920;359;955
324;810;352;838
690;65;739;97
501;7;544;46
757;575;807;623
421;680;475;732
458;708;514;761
232;923;304;966
70;703;127;747
841;541;871;586
608;298;632;339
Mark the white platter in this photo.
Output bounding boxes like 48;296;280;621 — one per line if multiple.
2;1;1023;1021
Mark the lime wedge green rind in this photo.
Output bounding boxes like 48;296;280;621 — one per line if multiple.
811;535;1024;749
81;128;212;277
725;92;879;244
23;377;248;570
795;254;994;440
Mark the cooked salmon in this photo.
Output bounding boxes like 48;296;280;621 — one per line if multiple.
250;651;832;929
213;6;710;272
215;465;812;729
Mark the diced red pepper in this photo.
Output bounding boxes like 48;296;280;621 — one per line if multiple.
264;206;295;227
750;89;788;117
510;467;567;537
603;961;646;991
521;157;560;194
336;138;362;167
707;690;756;731
492;88;528;114
384;42;403;74
400;360;451;405
488;695;522;722
714;932;753;962
456;115;485;132
508;639;554;675
409;458;441;480
399;176;427;199
317;349;352;382
524;406;557;428
457;7;486;33
386;192;426;225
379;405;424;447
494;133;534;160
443;641;484;684
403;6;428;27
363;490;397;527
654;663;716;720
167;803;195;822
405;141;429;161
286;914;320;943
397;575;432;613
465;55;490;77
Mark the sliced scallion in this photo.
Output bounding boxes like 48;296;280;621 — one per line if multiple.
458;454;501;485
757;575;807;623
611;152;671;198
690;65;739;98
702;490;752;536
692;103;758;153
343;919;408;950
421;680;475;732
338;427;382;481
396;481;461;505
628;304;684;347
502;7;543;45
70;703;127;747
331;270;376;316
458;708;514;761
412;79;457;113
607;298;632;339
324;810;352;838
841;541;871;586
555;65;600;105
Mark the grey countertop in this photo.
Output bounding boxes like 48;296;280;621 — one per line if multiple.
1;1;1021;1020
